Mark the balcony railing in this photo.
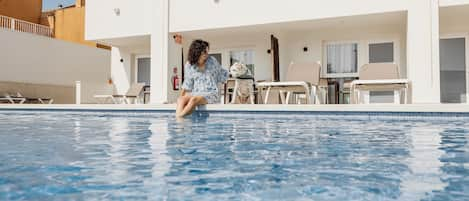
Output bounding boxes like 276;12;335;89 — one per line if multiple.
0;15;53;38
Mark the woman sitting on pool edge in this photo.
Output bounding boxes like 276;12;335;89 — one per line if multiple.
176;39;229;117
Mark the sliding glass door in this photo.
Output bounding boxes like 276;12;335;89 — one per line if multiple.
137;57;151;86
440;37;467;103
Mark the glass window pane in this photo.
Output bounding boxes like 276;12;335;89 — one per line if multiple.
209;53;222;64
369;42;394;63
370;91;395;103
440;38;466;103
230;50;255;75
137;58;151;86
326;43;358;74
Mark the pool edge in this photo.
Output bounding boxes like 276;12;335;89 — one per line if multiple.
1;104;469;114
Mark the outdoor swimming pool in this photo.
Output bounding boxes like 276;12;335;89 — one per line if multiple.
0;110;468;200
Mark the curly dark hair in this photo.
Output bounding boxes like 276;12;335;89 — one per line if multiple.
187;39;210;65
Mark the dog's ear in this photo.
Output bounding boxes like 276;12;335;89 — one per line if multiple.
230;62;238;69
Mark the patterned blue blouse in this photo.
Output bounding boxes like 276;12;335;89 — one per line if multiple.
182;56;229;104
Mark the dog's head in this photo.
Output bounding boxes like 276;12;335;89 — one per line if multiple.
230;62;252;78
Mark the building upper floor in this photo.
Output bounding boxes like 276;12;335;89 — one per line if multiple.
0;0;42;24
0;0;52;38
0;0;109;49
42;0;109;49
85;0;153;41
85;0;469;42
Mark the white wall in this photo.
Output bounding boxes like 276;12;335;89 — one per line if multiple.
84;0;469;40
111;47;132;95
440;4;469;34
0;29;111;103
169;0;409;32
285;25;407;79
440;0;469;7
85;0;152;41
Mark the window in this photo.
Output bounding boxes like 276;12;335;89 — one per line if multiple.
326;43;358;75
440;37;467;103
137;57;151;86
209;53;222;64
369;42;394;63
230;50;255;76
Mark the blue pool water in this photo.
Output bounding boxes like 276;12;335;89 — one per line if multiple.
0;111;469;201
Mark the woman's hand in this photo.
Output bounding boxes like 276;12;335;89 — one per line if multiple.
180;89;187;97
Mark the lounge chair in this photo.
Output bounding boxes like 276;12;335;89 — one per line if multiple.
349;63;411;104
0;93;26;104
256;62;327;104
94;83;146;104
13;92;54;104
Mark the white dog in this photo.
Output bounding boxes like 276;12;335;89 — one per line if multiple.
229;63;255;104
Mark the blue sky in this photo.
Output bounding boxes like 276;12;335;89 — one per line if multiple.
43;0;75;11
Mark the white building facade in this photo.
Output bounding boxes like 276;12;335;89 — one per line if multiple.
85;0;469;104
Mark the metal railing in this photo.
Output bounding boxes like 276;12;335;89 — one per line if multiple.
0;15;53;37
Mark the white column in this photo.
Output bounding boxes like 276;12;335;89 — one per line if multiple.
10;19;15;31
406;0;441;103
150;0;170;104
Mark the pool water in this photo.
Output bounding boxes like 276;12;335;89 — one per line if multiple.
0;111;469;201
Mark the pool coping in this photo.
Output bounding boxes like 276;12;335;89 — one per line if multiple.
1;103;469;114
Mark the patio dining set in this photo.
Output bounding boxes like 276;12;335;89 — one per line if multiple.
224;62;411;105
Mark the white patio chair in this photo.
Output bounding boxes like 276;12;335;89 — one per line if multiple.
0;93;26;104
349;63;411;104
14;92;54;104
256;62;327;104
94;83;146;104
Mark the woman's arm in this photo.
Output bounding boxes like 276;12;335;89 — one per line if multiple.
217;67;229;84
209;56;229;84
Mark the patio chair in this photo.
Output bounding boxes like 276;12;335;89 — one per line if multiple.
230;77;256;104
349;63;411;104
256;62;327;104
14;92;54;104
0;93;26;104
94;83;146;104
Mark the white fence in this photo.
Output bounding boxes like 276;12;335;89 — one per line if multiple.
0;15;53;37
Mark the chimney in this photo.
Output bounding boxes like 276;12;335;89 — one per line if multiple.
76;0;84;7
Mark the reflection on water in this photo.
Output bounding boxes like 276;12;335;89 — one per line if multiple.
148;119;171;198
0;111;468;200
400;125;446;200
432;127;469;201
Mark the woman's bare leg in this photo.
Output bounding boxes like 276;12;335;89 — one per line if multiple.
177;96;207;117
176;95;191;117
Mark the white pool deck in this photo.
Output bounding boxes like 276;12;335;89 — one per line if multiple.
1;104;469;113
